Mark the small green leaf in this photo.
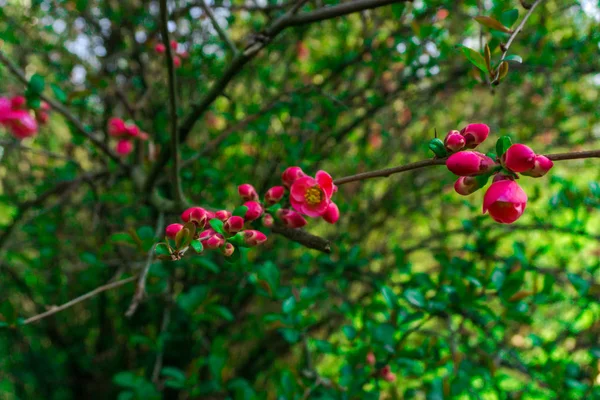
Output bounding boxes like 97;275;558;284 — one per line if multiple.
28;74;45;95
266;203;282;214
190;240;203;253
404;289;425;308
500;9;519;28
282;297;296;313
381;286;398;308
456;45;488;73
211;305;235;321
474;16;512;33
496;135;512;158
568;273;590;296
155;243;171;257
342;325;356;340
209;219;225;234
51;83;67;103
26;97;41;110
232;205;248;218
175;227;191;249
504;55;523;64
428;138;447;158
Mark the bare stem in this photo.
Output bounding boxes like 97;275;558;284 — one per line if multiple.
198;0;239;54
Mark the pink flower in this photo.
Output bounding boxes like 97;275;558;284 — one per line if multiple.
10;96;26;109
379;365;396;382
366;352;376;366
125;124;141;138
262;214;274;227
224;216;244;233
221;242;235;257
115;139;133;156
454;176;482;196
521;155;553;177
322;202;340;224
483;180;528;224
444;130;465;152
238;184;259;202
155;43;166;53
198;228;216;241
244;201;264;221
215;210;232;221
170;40;178;50
460;123;489;148
165;223;183;239
446;151;495;176
4;110;38;139
290;170;335;217
264;186;285;205
204;233;226;249
502;144;536;173
242;230;267;246
276;209;307;229
281;166;306;188
181;207;209;228
108;117;127;137
173;56;182;68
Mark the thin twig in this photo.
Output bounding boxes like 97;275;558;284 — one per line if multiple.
23;276;137;325
492;0;546;84
333;149;600;186
198;0;239;54
159;0;185;207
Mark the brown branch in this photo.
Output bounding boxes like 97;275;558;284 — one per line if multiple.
333;149;600;186
271;224;331;253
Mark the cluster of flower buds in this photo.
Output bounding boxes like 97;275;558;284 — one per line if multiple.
156;166;340;261
154;40;188;68
436;124;553;224
365;352;396;382
107;118;149;156
0;95;50;139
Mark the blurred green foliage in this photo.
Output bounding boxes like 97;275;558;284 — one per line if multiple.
1;0;600;399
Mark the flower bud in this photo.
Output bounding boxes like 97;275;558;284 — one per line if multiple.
115;139;133;156
173;56;182;68
215;210;232;221
276;209;307;229
366;352;376;366
262;213;274;228
242;230;267;246
108;117;127;137
244;201;264;221
238;184;259;202
170;39;178;50
444;130;466;152
155;43;166;53
454;176;482;196
10;96;26;110
181;207;209;229
483;180;528;224
204;233;226;250
264;186;285;205
124;124;140;138
521;155;553;178
224;216;245;233
502;144;536;173
379;365;396;382
460;123;489;149
281;166;306;188
322;202;340;224
165;223;183;239
220;242;235;257
446;151;495;176
198;228;216;241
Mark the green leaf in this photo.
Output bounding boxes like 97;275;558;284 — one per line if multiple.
504;55;523;64
474;16;512;33
232;205;248;218
404;289;425;308
428;138;447;158
500;9;519;28
51;83;67;103
456;45;488;73
209;219;225;234
282;297;296;313
211;305;235;321
155;243;171;257
342;325;356;340
381;286;398;308
190;240;203;253
567;273;590;296
280;328;300;343
266;203;282;214
491;268;506;290
175;227;192;249
495;135;512;157
110;233;134;245
28;74;45;95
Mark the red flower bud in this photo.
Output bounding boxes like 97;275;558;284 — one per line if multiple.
155;43;166;53
181;207;209;229
366;352;376;366
454;176;482;196
165;223;183;239
221;242;235;257
460;123;489;149
444;130;466;152
10;96;26;110
115;139;133;156
276;209;307;229
502;144;536;173
322;202;340;224
170;39;178;50
262;213;274;227
108;117;127;137
264;186;285;205
204;233;226;249
198;228;216;241
446;151;495;176
483;180;528;224
238;184;259;202
281;166;306;188
244;201;264;221
215;210;232;221
224;216;245;233
242;230;267;246
521;155;553;177
173;56;182;68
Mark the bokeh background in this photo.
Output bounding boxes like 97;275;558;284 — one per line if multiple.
1;0;600;398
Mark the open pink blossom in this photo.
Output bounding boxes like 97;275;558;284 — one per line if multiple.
446;151;495;176
238;184;259;201
108;118;127;137
165;223;183;239
502;144;536;173
242;230;267;246
290;170;335;217
276;209;307;228
244;201;264;221
181;206;209;228
264;186;285;205
115;139;133;156
444;130;465;152
322;202;340;224
460;123;489;149
454;176;481;196
521;155;553;177
483;180;528;224
282;166;306;188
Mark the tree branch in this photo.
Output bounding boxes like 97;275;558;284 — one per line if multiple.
198;0;239;55
271;224;331;253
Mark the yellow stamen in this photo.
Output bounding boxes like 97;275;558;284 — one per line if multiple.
305;186;323;205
